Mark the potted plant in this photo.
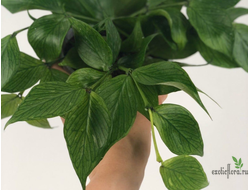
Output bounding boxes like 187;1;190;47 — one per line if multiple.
1;0;248;189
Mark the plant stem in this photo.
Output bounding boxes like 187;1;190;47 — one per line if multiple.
149;109;163;163
149;1;188;11
12;27;30;37
118;66;131;73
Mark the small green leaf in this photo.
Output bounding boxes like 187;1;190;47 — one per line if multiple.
132;61;209;116
152;104;204;156
64;91;111;189
105;18;121;63
233;23;248;72
96;75;138;145
67;68;105;88
187;2;234;57
121;20;144;52
6;82;86;127
58;47;88;69
239;158;242;165
160;155;209;190
70;18;113;71
1;35;20;88
196;39;239;68
40;68;69;83
26;119;52;129
235;166;240;169
118;34;157;68
226;7;248;22
1;94;22;119
241;163;243;168
232;156;238;162
2;0;63;13
28;14;71;62
149;9;188;50
2;52;46;93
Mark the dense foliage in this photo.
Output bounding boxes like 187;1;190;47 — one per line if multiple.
1;0;248;189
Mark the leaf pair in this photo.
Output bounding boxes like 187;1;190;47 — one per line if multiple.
232;156;243;169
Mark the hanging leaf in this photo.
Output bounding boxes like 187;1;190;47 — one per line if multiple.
132;61;209;116
1;35;20;88
232;23;248;72
149;9;189;50
187;1;234;57
226;7;248;22
160;155;209;190
152;104;204;156
121;20;144;52
40;68;69;83
70;18;113;71
2;52;46;93
5;82;86;127
26;119;52;129
1;94;22;119
28;14;71;62
2;0;64;14
96;75;138;145
105;18;121;63
118;34;157;68
67;68;105;88
64;91;111;189
58;47;88;69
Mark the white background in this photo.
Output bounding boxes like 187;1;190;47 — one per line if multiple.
1;1;248;189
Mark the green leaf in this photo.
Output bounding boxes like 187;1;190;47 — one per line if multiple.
1;94;22;119
233;24;248;72
187;2;234;57
226;7;248;22
196;39;239;68
149;9;188;50
241;163;243;168
40;68;69;83
64;91;111;189
70;18;113;71
6;82;86;127
28;14;71;62
148;0;184;9
156;85;180;95
26;119;52;129
132;61;209;116
1;35;20;88
189;0;240;9
239;158;242;165
152;104;204;156
121;20;144;53
96;75;138;145
118;34;157;68
2;52;46;93
58;47;88;69
235;166;240;169
232;156;238;162
2;0;63;13
160;155;209;190
105;18;121;63
66;68;105;88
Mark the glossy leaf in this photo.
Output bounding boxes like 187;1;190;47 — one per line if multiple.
105;18;121;63
96;75;138;145
2;53;46;93
156;85;180;95
1;35;20;88
64;91;111;189
121;20;144;52
187;2;234;57
1;94;22;119
26;119;52;129
70;18;113;71
40;68;69;83
226;7;248;22
160;155;209;190
2;0;63;13
67;68;105;88
6;82;86;127
28;14;71;62
196;39;239;68
189;0;240;9
149;9;188;50
233;24;248;71
148;0;184;9
118;34;157;68
132;61;209;116
152;104;204;155
58;47;88;69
